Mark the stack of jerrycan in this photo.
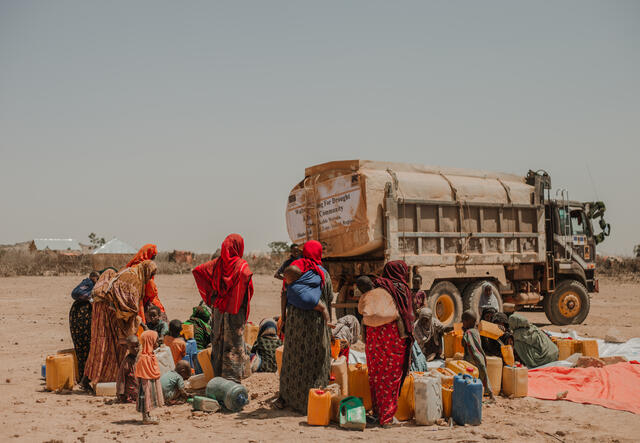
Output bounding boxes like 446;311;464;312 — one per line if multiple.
307;389;332;426
502;363;528;398
452;374;483;426
45;354;75;391
414;373;442;425
205;377;249;412
347;364;372;411
556;338;580;361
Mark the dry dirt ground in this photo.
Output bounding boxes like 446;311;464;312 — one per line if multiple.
1;275;639;442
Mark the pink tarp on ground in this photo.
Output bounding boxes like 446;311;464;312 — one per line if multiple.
528;361;640;415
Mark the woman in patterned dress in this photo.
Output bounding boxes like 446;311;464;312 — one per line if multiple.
276;240;332;413
69;270;99;387
367;260;415;426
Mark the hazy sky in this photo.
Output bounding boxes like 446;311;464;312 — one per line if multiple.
1;1;638;255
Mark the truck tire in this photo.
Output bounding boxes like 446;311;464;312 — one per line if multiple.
462;280;503;320
544;279;590;325
428;281;463;328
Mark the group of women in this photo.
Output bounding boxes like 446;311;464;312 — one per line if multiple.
69;244;164;390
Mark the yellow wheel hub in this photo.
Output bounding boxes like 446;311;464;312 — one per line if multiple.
558;291;581;318
435;294;455;325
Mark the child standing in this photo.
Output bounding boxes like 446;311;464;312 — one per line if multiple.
163;320;187;365
461;310;495;401
116;335;139;403
135;330;165;425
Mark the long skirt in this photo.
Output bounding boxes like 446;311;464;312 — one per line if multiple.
84;301;127;384
279;305;331;414
136;378;164;413
366;322;408;425
69;300;92;379
212;303;250;383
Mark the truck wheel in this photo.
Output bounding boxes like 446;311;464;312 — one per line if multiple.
462;280;503;320
428;281;463;328
544;279;590;325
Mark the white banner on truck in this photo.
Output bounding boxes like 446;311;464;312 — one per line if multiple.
286;174;362;242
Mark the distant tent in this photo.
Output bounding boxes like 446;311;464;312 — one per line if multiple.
33;238;81;251
92;238;137;255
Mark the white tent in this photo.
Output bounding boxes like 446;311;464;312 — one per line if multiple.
92;238;137;254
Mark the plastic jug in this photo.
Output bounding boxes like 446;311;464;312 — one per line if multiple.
395;372;416;421
330;356;349;396
557;339;580;360
307;389;331;426
244;323;259;348
414;374;442;425
185;373;208;390
442;385;453;418
197;348;214;381
443;331;464;358
501;345;515;367
275;345;284;374
45;354;75;391
181;323;195;340
191;395;221;412
331;339;341;360
330;393;348;422
57;348;79;382
446;360;479;378
486;356;503;396
478;320;504;340
452;374;483;426
205;377;249;412
95;382;116;396
339;396;366;431
502;365;528;398
154;345;175;376
347;363;372;411
433;367;456;388
578;339;599;358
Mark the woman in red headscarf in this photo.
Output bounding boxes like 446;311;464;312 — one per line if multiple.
192;234;254;382
126;244;166;323
365;260;415;426
276;240;333;413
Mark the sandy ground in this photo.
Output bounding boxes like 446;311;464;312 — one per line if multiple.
1;274;639;442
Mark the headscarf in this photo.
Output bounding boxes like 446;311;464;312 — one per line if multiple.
258;318;278;337
290;240;325;287
492;312;509;328
91;268;117;303
508;313;559;368
126;244;164;319
481;306;498;322
413;307;444;350
134;330;161;379
373;260;414;336
331;315;361;345
192;234;254;319
187;305;212;350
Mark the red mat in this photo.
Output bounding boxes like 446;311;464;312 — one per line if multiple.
527;361;640;414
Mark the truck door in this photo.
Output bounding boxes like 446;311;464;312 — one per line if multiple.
568;209;595;265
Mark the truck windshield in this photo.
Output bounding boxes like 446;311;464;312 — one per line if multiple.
570;210;590;236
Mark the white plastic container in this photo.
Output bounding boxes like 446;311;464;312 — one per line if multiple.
154;345;175;376
95;382;117;397
185;373;208;390
414;374;442;425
